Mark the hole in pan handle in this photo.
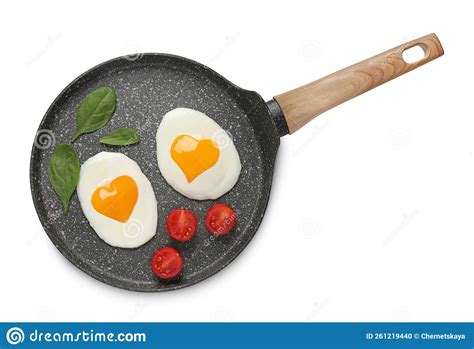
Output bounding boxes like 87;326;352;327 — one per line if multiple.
272;33;444;135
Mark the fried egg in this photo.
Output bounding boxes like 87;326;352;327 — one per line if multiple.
156;108;241;200
77;152;158;248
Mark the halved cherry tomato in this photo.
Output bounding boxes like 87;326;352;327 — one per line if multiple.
151;247;183;279
166;209;197;242
205;203;237;236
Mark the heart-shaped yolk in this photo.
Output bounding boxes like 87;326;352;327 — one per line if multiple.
91;175;138;223
170;134;220;183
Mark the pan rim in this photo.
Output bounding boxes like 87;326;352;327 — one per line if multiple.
30;53;279;292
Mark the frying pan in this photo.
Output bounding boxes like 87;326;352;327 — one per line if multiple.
30;34;444;291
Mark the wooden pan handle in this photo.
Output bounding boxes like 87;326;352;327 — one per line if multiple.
274;33;444;134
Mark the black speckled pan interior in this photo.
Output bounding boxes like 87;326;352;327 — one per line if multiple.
30;54;281;292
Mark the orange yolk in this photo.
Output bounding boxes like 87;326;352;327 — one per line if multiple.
91;175;138;223
170;134;220;183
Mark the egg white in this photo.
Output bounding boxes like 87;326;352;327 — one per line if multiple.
77;152;158;248
156;108;241;200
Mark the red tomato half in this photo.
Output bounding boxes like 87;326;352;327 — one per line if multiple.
205;203;237;236
166;209;197;242
151;247;183;279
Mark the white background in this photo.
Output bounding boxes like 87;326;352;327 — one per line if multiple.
1;0;473;322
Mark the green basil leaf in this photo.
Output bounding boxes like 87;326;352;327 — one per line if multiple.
48;143;80;214
71;86;117;142
100;127;140;146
